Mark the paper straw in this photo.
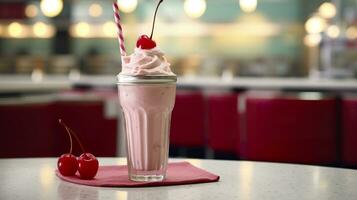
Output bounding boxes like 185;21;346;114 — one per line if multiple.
113;3;127;57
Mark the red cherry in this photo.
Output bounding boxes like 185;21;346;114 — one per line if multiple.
58;119;99;180
57;153;78;176
78;153;99;179
136;35;156;49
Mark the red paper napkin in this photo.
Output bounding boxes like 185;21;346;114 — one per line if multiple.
56;161;219;187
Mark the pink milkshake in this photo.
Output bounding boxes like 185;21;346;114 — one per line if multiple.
114;0;174;181
118;47;176;181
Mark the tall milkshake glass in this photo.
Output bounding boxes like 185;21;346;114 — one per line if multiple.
118;75;176;182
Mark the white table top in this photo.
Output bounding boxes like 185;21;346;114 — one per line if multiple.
1;158;357;200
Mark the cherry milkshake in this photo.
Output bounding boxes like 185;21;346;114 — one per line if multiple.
118;49;176;182
116;1;176;181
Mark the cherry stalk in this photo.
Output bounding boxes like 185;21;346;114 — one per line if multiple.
57;119;78;176
58;119;86;153
150;0;164;39
58;119;73;154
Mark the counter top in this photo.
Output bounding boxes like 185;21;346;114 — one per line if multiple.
1;75;357;93
0;75;71;93
178;77;357;90
1;158;357;200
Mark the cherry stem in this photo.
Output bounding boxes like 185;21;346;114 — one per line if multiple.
58;119;86;154
150;0;164;39
58;119;73;154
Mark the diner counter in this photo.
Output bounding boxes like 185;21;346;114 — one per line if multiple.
1;158;357;200
1;75;357;93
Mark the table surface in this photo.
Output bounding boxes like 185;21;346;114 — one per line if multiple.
1;158;357;200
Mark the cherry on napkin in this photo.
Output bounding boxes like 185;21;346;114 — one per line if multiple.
56;161;219;187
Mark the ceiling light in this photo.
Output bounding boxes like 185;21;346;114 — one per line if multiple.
40;0;63;18
184;0;207;18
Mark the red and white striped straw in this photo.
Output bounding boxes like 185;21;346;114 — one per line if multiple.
113;3;127;57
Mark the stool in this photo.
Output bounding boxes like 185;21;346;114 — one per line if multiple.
207;93;239;159
170;90;205;157
342;97;357;166
0;100;56;158
242;93;337;165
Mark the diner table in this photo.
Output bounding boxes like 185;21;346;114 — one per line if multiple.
0;157;357;200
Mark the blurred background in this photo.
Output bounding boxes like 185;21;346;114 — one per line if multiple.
0;0;356;77
0;0;357;168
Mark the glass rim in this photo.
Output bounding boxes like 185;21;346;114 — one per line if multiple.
117;74;177;84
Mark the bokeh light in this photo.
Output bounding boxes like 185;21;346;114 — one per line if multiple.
89;3;103;17
184;0;207;18
40;0;63;17
33;22;55;38
346;26;357;40
239;0;257;13
304;34;322;47
73;22;90;38
117;0;138;13
318;2;336;19
326;25;340;39
305;15;327;34
25;4;38;18
103;21;116;37
8;22;24;38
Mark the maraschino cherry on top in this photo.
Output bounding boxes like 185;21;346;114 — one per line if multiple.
136;0;163;50
58;119;99;179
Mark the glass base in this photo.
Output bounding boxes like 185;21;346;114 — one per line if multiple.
129;174;165;182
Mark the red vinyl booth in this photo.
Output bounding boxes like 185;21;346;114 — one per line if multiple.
0;90;118;158
342;97;357;166
242;94;337;165
0;101;56;157
207;93;239;154
54;91;118;157
170;90;205;148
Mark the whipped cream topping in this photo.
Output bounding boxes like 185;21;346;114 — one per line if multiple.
120;47;175;76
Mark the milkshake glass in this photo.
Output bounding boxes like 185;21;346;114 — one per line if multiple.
117;48;176;182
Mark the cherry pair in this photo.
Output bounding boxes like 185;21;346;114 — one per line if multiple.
57;119;99;179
